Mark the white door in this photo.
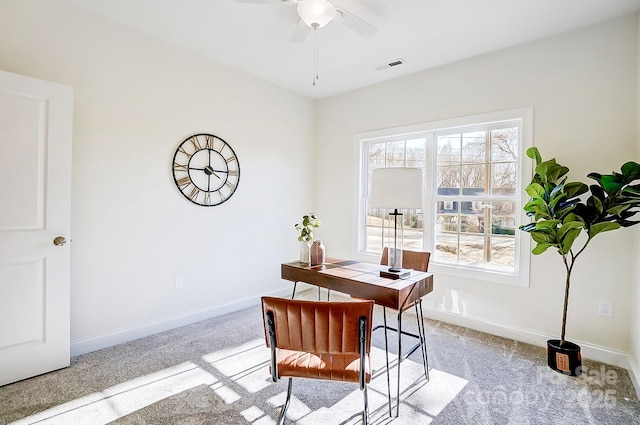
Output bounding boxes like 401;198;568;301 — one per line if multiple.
0;69;73;386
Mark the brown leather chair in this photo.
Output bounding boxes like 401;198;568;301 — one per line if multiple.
261;296;374;425
379;247;431;416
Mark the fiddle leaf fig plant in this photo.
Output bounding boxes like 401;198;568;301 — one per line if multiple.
295;213;321;242
520;147;640;345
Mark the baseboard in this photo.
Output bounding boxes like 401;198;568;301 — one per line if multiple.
70;286;292;357
628;356;640;399
422;307;632;370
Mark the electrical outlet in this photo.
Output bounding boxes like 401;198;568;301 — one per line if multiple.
174;277;184;289
598;300;612;317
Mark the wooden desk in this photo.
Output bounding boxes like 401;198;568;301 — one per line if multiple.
281;256;434;418
281;257;434;310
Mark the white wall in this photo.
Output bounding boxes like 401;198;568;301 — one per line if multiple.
631;11;640;394
316;15;639;364
0;0;314;354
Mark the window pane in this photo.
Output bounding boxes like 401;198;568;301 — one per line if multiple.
404;209;423;230
434;232;458;264
489;235;515;273
367;144;385;197
437;134;460;165
491;163;517;196
404;211;423;251
491;201;516;235
366;205;385;254
365;225;383;255
436;201;458;231
437;166;460;195
386;141;405;166
462;131;486;163
458;234;485;266
491;128;518;162
435;201;458;263
460;211;483;234
368;143;385;167
406;138;426;168
461;164;486;195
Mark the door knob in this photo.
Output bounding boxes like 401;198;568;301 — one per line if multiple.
53;236;67;246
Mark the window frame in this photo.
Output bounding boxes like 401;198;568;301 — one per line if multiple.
355;107;533;287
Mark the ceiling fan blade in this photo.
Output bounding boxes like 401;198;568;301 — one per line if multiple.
335;7;377;38
291;19;310;43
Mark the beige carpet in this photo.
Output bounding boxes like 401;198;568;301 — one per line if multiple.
1;289;639;424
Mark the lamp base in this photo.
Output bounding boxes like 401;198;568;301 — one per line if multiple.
380;269;411;280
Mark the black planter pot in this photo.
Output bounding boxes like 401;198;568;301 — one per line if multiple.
547;339;582;376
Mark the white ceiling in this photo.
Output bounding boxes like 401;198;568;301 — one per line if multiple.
66;0;640;99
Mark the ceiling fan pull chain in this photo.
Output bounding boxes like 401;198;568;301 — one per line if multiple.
313;24;319;86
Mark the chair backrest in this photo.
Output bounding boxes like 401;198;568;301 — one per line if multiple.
380;247;431;272
261;297;374;355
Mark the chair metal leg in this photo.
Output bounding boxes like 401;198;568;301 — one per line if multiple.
291;282;297;299
277;378;293;425
363;384;369;425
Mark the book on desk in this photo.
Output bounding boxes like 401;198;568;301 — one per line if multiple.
379;268;412;280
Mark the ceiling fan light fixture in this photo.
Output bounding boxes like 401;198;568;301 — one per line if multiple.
297;0;336;28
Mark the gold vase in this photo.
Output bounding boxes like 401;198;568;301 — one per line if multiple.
310;240;325;266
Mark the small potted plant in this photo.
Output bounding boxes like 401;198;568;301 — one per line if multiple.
520;147;640;375
295;213;321;265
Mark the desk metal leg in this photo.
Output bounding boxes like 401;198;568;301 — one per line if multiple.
415;299;429;380
381;307;403;418
291;282;331;301
317;287;331;301
395;310;402;418
381;302;430;418
382;307;392;417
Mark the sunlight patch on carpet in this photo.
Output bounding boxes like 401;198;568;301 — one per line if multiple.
241;405;271;423
9;362;217;425
201;339;468;424
202;339;271;394
211;380;242;404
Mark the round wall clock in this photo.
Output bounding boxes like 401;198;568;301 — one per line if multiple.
172;133;240;206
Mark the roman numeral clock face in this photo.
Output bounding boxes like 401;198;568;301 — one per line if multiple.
172;133;240;206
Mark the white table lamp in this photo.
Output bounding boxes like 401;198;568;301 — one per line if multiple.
370;168;424;275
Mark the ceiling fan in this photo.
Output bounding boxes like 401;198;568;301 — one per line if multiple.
235;0;377;86
235;0;377;42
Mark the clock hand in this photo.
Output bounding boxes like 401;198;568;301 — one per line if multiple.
203;165;222;179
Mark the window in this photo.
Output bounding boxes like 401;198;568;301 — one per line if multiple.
364;138;426;254
357;108;532;286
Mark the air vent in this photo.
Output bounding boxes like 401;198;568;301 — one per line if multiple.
376;58;406;71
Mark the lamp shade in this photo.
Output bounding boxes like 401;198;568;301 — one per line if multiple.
370;168;424;209
297;0;336;28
